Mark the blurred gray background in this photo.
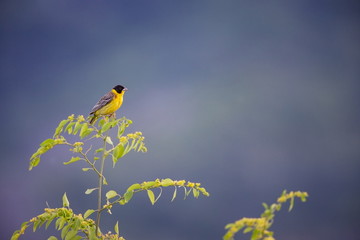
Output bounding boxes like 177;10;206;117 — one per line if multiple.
1;1;359;239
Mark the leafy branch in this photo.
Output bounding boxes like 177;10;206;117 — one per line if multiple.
29;115;146;172
100;178;210;211
14;114;209;239
223;190;309;240
11;193;124;240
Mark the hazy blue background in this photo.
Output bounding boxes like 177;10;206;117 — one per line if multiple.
1;1;359;239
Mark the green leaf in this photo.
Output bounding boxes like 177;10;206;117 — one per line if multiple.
132;139;141;151
224;223;234;229
112;145;125;167
73;218;80;230
251;229;261;240
53;119;70;138
61;223;71;239
21;221;29;229
270;203;278;211
193;189;199;198
114;221;119;235
124;144;131;155
105;136;113;145
161;178;174;187
243;227;253;234
55;218;62;230
82;128;94;138
84;209;95;219
82;168;92;172
47;237;58;240
289;196;295;211
62;193;70;207
114;144;125;159
171;187;177;202
123;190;134;203
29;157;40;170
85;188;98;195
31;144;53;161
101;122;112;133
275;203;281;211
103;177;108;185
137;142;144;152
70;236;82;240
33;218;41;232
63;157;81;165
45;215;56;229
106;190;118;200
261;209;272;218
30;149;40;160
262;203;269;210
112;156;117;168
65;229;77;240
58;218;66;230
126;183;141;192
40;139;55;147
11;232;20;240
73;122;82;135
109;118;120;128
117;122;126;137
95;148;104;153
98;119;105;127
143;181;156;189
88;226;97;240
38;218;47;229
65;122;76;135
147;190;155;205
79;123;88;139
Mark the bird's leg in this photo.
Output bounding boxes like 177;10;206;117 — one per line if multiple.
109;113;116;120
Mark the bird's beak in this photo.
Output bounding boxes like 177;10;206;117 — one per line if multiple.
124;87;128;91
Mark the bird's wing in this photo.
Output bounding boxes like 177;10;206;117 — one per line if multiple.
90;91;115;114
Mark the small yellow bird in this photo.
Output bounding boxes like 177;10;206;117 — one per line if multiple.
89;85;128;124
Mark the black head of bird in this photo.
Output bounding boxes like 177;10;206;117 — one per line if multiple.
113;85;128;94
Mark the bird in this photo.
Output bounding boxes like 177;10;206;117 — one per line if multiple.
89;85;128;124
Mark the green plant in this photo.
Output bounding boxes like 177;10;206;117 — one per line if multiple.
223;190;308;240
12;115;209;240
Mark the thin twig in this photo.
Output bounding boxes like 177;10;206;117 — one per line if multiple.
78;150;102;178
95;131;108;236
64;141;102;178
97;189;146;214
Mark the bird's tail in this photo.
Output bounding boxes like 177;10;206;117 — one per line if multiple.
89;115;97;125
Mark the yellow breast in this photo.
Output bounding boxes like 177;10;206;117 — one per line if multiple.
96;90;124;116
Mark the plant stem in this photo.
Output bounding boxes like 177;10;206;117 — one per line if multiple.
64;142;103;178
95;133;108;236
97;189;144;214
